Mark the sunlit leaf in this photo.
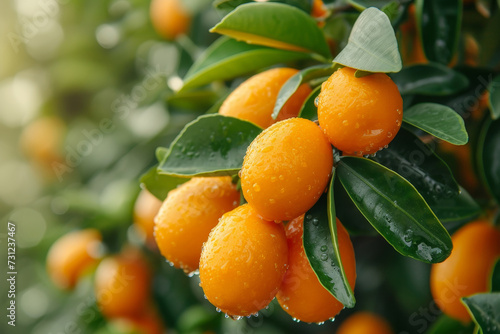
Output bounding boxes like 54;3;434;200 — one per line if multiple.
333;7;402;73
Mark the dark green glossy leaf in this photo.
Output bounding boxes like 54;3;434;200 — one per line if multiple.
427;314;475;334
390;63;469;96
463;293;500;334
158;114;262;177
139;165;187;201
415;0;462;65
478;118;500;204
303;175;356;308
210;3;332;59
488;74;500;120
347;0;395;10
298;85;321;121
272;64;333;119
181;37;310;91
403;103;468;145
372;129;479;224
337;156;452;263
334;176;376;236
333;7;402;73
492;259;500;292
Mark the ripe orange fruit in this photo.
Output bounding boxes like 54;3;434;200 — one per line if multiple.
95;249;152;319
240;117;333;221
317;67;403;155
133;189;162;248
46;229;102;290
430;220;500;323
336;312;394;334
199;204;288;317
150;0;191;40
110;305;165;334
154;177;239;273
20;116;66;176
276;215;356;323
218;68;312;129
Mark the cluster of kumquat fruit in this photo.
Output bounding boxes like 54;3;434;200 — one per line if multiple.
149;61;404;323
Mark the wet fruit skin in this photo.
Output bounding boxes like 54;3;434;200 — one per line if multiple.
46;229;102;290
317;67;403;155
199;204;288;317
240;117;333;221
430;220;500;323
336;311;394;334
150;0;191;40
133;189;163;248
276;215;356;323
154;177;240;273
218;67;312;129
94;249;152;319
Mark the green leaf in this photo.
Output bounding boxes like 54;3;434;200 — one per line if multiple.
337;156;452;263
214;0;313;14
427;314;475;334
371;129;479;224
272;64;333;119
403;103;468;145
390;63;469;96
491;259;500;292
158;114;262;177
156;147;169;162
478;118;500;205
463;293;500;334
415;0;462;65
303;174;356;308
210;2;332;59
333;7;402;73
181;37;310;91
139;165;187;201
298;85;321;121
167;89;221;110
334;177;376;236
488;74;500;120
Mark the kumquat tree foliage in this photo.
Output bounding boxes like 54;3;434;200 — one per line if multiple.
2;0;500;333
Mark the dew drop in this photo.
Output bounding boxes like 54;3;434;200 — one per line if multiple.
316;321;325;325
270;176;277;182
397;108;402;115
306;214;313;220
320;245;327;252
320;253;328;261
279;175;285;181
216;307;222;313
396;119;401;126
387;131;393;138
269;198;276;204
342;120;349;126
314;97;320;107
292;317;301;323
253;183;261;192
312;218;320;226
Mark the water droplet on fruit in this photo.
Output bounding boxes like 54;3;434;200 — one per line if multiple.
253;183;261;192
342;120;349;126
292;317;301;323
316;321;325;325
270;176;277;182
396;119;401;126
314;97;320;107
269;198;275;204
397;109;402;115
355;122;360;129
387;131;393;138
279;175;285;181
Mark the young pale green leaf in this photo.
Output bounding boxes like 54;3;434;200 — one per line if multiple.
372;129;479;224
167;89;221;110
158;114;262;177
415;0;462;65
156;147;169;162
462;293;500;334
427;314;475;334
488;74;500;120
333;7;402;73
303;175;356;308
140;165;188;201
347;0;396;10
272;64;333;119
210;2;332;59
298;85;321;120
478;118;500;205
390;63;469;96
403;103;468;145
337;156;452;263
492;259;500;292
181;37;309;91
